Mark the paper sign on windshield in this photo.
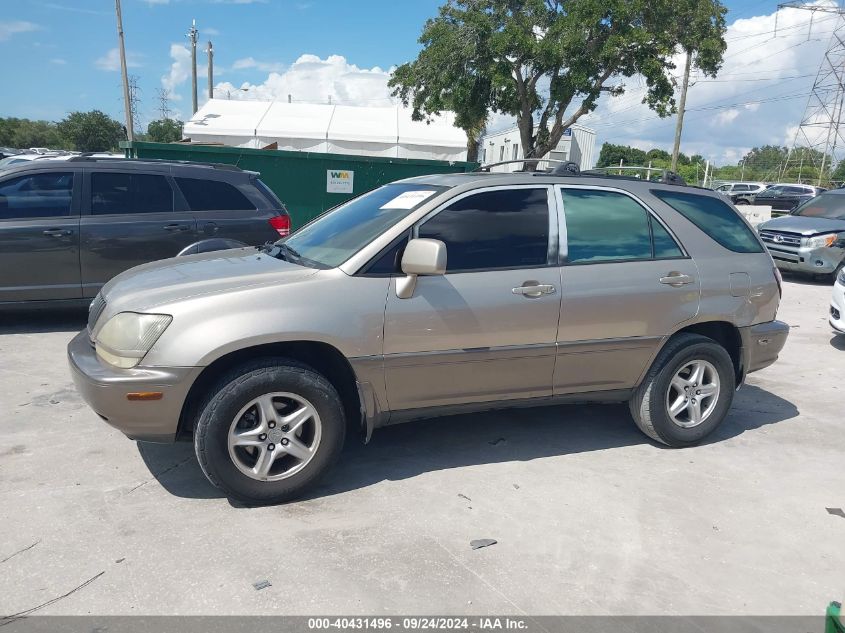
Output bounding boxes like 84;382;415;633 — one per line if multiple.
380;190;437;209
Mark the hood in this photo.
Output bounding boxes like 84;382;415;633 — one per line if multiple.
101;247;319;312
758;214;845;236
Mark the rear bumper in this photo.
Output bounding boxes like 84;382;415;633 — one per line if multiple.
67;330;200;442
739;320;790;379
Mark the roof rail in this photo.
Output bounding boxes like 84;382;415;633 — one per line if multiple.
584;166;687;186
66;155;246;172
474;158;570;172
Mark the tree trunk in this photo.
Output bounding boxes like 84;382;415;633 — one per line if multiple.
466;133;479;163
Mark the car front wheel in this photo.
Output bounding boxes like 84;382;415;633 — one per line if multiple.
194;359;346;505
629;334;735;447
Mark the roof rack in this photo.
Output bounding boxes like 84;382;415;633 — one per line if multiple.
474;159;688;186
584;166;687;185
67;155;246;172
474;158;571;172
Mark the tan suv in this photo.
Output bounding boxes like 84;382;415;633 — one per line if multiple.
69;171;789;504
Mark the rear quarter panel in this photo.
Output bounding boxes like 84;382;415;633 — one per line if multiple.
638;187;781;330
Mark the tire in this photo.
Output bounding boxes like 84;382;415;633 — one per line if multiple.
735;199;749;205
628;334;735;447
832;260;844;285
194;359;346;505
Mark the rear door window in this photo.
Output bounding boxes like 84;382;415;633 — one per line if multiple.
651;189;763;253
0;172;74;218
91;172;173;214
176;177;255;211
561;189;683;263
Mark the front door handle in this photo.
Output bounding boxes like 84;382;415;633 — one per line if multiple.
163;223;189;232
512;282;556;298
42;228;72;237
659;272;694;287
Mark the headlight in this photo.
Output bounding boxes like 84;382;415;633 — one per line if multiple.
95;312;172;368
805;233;837;249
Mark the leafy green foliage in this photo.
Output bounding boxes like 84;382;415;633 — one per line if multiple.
147;118;184;144
0;117;68;150
391;0;727;161
56;110;124;152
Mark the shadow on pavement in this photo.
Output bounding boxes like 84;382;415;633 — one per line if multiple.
137;383;799;504
780;271;835;287
0;308;87;335
830;333;845;350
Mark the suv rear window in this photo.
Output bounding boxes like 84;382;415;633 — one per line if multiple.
651;190;763;253
176;177;255;211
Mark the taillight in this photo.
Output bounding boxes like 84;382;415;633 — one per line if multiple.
269;214;290;237
773;266;783;298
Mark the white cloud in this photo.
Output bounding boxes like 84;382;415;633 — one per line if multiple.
0;20;39;41
714;108;740;125
232;57;284;72
577;6;833;164
162;44;192;100
50;58;67;65
204;27;221;36
95;48;142;71
214;54;395;106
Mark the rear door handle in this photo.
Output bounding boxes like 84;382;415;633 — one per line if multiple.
659;273;694;287
42;228;72;237
163;223;189;232
512;282;556;298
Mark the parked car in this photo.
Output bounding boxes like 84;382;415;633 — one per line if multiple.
70;170;789;504
831;265;845;334
714;182;767;205
0;147;22;160
0;157;290;306
753;183;825;214
757;189;845;280
0;151;72;169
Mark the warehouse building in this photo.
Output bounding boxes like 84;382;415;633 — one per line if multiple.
182;99;468;162
480;123;597;171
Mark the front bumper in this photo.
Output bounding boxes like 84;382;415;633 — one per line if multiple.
766;244;844;275
739;320;790;379
67;330;200;442
830;281;845;333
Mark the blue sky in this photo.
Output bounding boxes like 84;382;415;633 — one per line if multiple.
0;0;820;163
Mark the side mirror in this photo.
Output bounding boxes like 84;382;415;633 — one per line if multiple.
396;238;447;299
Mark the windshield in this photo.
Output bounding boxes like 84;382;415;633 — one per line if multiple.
792;192;845;219
280;183;446;268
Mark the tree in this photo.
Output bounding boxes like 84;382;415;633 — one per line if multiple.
391;0;727;165
147;118;184;143
57;110;124;152
596;142;645;167
0;117;67;149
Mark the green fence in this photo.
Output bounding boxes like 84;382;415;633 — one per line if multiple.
122;141;477;228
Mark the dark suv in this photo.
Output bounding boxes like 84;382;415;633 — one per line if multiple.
753;183;825;215
0;157;289;306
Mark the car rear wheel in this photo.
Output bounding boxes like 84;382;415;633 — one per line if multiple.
734;199;749;205
629;334;735;447
194;359;346;505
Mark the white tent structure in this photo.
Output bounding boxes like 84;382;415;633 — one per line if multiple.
183;99;468;162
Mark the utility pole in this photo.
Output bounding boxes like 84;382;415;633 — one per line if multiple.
207;41;214;100
114;0;134;142
671;50;692;172
189;20;198;115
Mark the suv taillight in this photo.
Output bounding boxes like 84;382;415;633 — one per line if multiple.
269;215;290;237
773;266;783;298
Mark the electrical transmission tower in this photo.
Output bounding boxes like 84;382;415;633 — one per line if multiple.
779;1;845;185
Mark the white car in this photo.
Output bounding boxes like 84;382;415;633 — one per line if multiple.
831;267;845;334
